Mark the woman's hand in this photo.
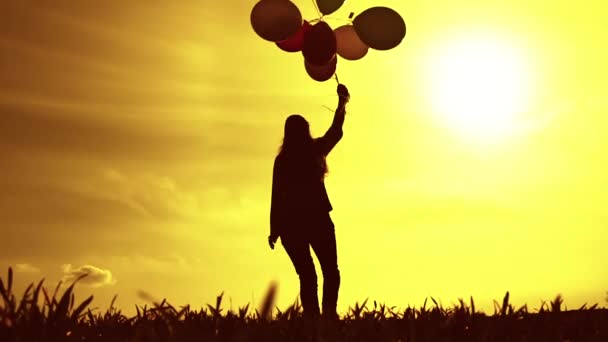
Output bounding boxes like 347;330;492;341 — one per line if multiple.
337;84;350;103
268;235;278;250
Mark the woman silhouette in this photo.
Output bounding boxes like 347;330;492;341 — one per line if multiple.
269;84;350;319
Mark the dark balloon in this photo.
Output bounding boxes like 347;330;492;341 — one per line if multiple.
316;0;346;16
353;7;406;50
276;21;311;52
302;21;337;66
305;55;337;82
250;0;302;42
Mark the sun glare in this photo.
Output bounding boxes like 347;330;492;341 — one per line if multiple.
426;36;532;143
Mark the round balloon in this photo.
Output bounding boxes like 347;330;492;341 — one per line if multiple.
334;25;368;60
316;0;346;16
251;0;302;42
305;56;337;82
276;20;311;52
302;21;337;66
353;7;406;50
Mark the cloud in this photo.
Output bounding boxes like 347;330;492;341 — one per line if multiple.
61;264;115;287
0;164;200;230
109;253;200;274
0;107;205;163
15;263;41;273
80;168;201;221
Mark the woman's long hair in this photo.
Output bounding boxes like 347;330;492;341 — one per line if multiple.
278;114;328;181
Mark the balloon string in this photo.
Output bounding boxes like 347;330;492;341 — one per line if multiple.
311;0;322;17
323;105;353;116
322;16;353;23
334;73;340;84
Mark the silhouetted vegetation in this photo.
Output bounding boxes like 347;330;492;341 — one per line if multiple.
1;267;607;341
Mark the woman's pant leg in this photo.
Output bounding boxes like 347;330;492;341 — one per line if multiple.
281;234;320;317
309;214;340;317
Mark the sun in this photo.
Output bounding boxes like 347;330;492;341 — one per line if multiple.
425;36;532;143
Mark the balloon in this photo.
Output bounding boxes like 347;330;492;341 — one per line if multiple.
305;56;337;82
302;21;337;66
250;0;302;42
353;7;406;51
316;0;346;16
334;25;369;60
276;20;311;52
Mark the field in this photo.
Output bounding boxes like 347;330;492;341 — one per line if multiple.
1;267;607;342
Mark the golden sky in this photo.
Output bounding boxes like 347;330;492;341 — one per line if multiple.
1;0;607;314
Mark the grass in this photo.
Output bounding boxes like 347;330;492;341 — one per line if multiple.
1;267;607;341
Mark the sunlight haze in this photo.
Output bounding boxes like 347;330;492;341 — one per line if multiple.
424;34;534;143
1;0;607;316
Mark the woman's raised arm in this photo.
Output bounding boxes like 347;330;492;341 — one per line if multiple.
318;84;350;156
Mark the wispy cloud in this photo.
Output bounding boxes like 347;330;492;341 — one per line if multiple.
88;168;201;221
61;264;115;287
15;263;41;274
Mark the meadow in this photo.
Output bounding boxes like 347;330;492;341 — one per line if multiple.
1;267;607;342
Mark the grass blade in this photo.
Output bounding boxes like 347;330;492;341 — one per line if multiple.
7;267;13;297
71;295;94;321
258;282;277;321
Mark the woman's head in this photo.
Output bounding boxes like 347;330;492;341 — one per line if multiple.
279;114;328;179
282;114;312;150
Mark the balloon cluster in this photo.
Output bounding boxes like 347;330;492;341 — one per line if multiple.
251;0;406;82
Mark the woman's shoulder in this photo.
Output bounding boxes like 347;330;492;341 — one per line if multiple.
312;138;325;150
274;154;284;167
